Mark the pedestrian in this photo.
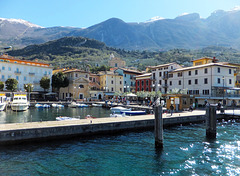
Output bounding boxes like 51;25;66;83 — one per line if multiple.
170;104;174;116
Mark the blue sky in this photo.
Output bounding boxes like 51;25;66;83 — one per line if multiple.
1;0;240;28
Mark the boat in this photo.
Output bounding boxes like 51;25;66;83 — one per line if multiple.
56;116;79;121
78;104;89;108
121;110;146;116
85;115;96;119
52;103;64;108
110;113;126;117
35;103;50;108
92;103;102;107
0;94;7;111
11;94;29;111
110;106;131;113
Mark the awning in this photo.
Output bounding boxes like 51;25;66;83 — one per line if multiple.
126;93;137;97
105;92;115;96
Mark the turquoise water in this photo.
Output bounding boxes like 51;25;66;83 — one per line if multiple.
0;120;240;175
0;107;112;124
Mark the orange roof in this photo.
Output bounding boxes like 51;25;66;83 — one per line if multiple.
0;54;50;67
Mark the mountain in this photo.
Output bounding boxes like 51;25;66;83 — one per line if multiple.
2;8;240;50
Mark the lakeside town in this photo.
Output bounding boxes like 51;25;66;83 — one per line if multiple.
0;51;239;112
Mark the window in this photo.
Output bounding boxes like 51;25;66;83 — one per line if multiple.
203;90;209;95
120;81;122;85
178;80;181;85
159;80;161;85
1;75;4;80
168;74;173;78
111;88;114;91
111;80;113;84
218;67;221;73
195;79;198;84
188;80;191;85
16;76;19;80
153;73;155;79
137;88;140;91
146;87;149;91
2;66;5;70
229;69;232;74
79;84;84;88
146;80;149;86
188;71;191;76
137;81;140;86
204;68;208;74
24;76;27;81
120;88;122;91
204;78;208;84
170;81;172;86
195;70;198;75
8;67;11;71
159;72;162;77
75;73;78;77
178;72;182;77
218;78;221;84
229;79;232;84
142;80;144;86
115;63;118;67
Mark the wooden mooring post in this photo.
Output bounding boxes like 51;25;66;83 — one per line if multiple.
154;106;163;148
206;105;217;139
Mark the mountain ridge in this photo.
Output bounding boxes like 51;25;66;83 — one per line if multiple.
2;8;240;50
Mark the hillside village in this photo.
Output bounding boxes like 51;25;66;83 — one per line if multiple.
1;51;240;108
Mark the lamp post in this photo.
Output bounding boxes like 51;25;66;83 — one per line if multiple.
222;76;225;105
26;84;33;102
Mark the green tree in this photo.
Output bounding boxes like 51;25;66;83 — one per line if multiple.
40;76;50;92
52;72;69;95
5;78;18;92
0;81;4;91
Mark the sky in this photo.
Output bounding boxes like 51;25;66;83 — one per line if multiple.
1;0;240;28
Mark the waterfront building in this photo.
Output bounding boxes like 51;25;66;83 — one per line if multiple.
135;73;152;92
89;73;103;100
59;69;90;100
99;71;123;99
114;68;142;93
168;58;237;106
108;53;126;68
0;54;53;92
148;63;183;93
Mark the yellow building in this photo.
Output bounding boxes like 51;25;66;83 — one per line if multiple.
192;57;218;66
59;69;90;100
99;71;123;98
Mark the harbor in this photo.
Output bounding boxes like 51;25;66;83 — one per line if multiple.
0;108;239;145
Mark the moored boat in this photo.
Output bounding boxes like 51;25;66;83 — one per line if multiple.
110;106;131;113
92;103;102;107
121;110;146;116
56;116;79;121
52;103;64;108
0;94;7;111
11;94;29;111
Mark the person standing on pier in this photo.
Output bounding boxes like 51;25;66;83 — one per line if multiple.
170;104;174;116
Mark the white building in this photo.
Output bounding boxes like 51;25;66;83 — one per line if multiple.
149;63;183;93
150;58;239;106
0;54;53;91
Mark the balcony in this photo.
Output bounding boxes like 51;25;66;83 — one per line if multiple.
14;71;21;74
162;75;168;79
29;72;35;76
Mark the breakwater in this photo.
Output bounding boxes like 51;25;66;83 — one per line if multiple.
0;110;235;145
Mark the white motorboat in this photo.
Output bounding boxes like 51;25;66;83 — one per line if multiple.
110;113;126;117
56;116;79;121
92;103;102;107
110;106;131;113
52;103;64;108
11;94;29;111
68;102;79;108
0;94;7;111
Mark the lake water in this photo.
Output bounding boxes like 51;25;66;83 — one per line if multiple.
0;106;112;124
0;117;240;175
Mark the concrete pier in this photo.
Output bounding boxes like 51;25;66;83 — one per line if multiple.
0;110;236;145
